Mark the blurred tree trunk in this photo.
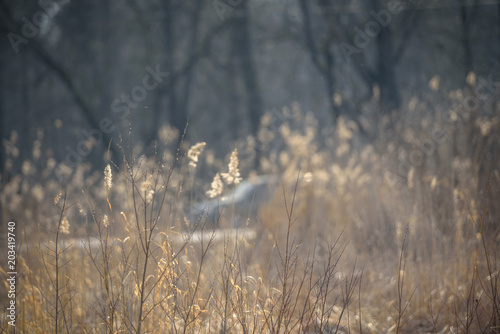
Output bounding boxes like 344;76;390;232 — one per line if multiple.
164;0;178;129
239;2;263;136
177;3;203;139
340;0;402;116
299;0;339;123
231;2;263;166
460;0;474;77
300;0;373;138
161;0;189;135
97;0;115;159
152;6;229;143
371;0;401;113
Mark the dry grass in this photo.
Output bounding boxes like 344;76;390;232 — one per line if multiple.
1;81;500;333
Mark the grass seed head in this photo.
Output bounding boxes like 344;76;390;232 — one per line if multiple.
60;216;70;234
104;164;113;191
221;149;242;185
187;142;207;169
206;173;223;198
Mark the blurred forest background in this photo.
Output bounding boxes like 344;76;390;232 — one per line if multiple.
1;0;498;173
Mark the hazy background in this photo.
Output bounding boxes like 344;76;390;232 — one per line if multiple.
1;0;498;171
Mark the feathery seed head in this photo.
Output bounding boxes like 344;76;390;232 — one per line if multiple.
54;191;62;205
206;173;223;198
408;168;415;190
221;149;242;185
187;142;206;169
430;176;437;190
60;216;70;234
104;164;113;191
103;214;109;228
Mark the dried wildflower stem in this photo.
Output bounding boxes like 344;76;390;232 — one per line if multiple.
274;172;300;333
357;270;364;334
82;187;119;332
336;258;361;333
465;176;499;327
40;190;72;334
394;225;416;334
124;122;186;334
124;117;152;333
182;228;216;333
55;192;65;334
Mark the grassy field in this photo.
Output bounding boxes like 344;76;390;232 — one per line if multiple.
1;98;499;333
